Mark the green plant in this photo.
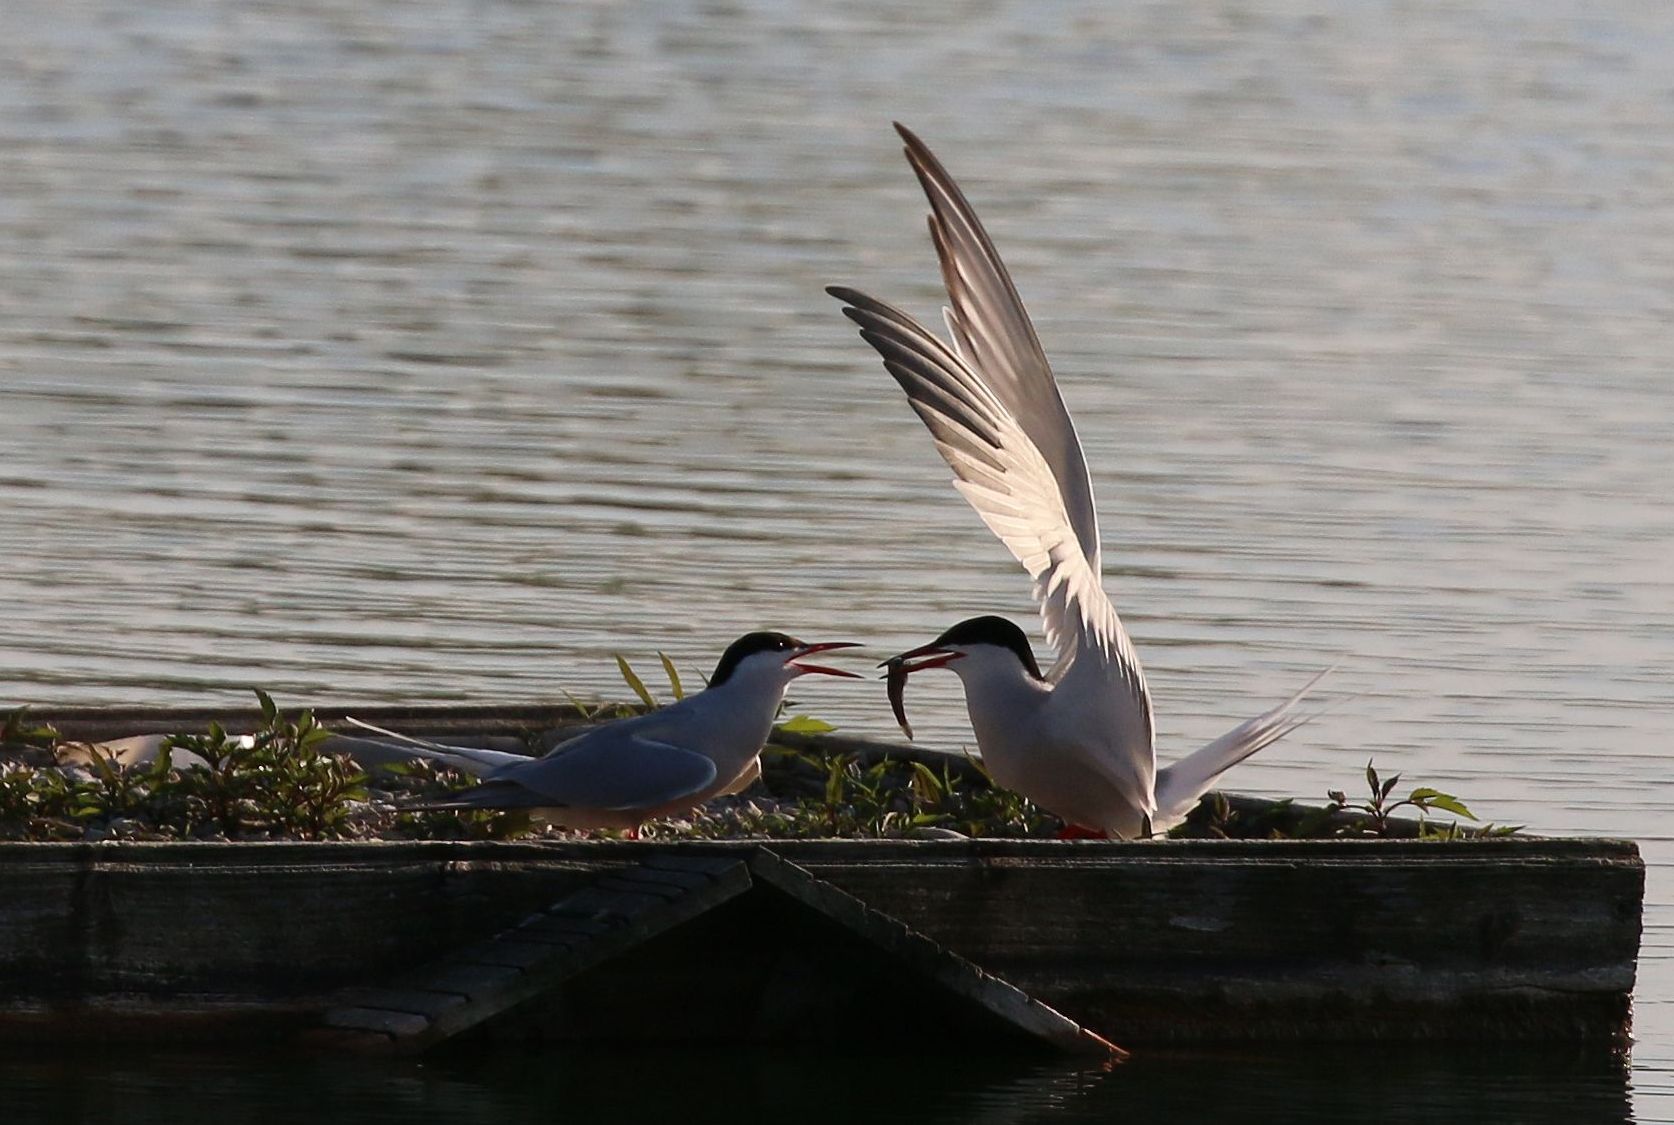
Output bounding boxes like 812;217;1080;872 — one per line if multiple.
1326;759;1477;836
143;689;369;839
663;748;1053;841
80;743;164;820
1170;791;1294;839
614;655;659;708
776;715;836;736
0;761;88;839
1170;758;1517;841
0;706;59;749
608;651;835;743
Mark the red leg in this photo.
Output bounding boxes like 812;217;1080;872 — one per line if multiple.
1056;823;1110;841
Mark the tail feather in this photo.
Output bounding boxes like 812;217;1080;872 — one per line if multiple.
401;781;530;811
1153;666;1334;828
338;716;533;777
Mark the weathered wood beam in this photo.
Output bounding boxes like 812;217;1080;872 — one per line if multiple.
309;848;1120;1057
315;854;752;1054
0;838;1640;1048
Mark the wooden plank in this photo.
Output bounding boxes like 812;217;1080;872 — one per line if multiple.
780;842;1643;1046
338;988;467;1019
322;1007;430;1037
596;871;715;897
316;853;754;1055
746;849;1122;1058
412;854;753;1052
0;834;1641;1047
515;915;612;942
636;853;757;876
467;939;566;970
416;963;524;998
547;886;673;922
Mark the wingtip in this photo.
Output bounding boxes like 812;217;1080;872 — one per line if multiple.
894;120;930;155
1302;664;1338;693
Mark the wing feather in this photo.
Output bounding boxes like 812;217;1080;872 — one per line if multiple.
895;122;1103;576
1152;668;1334;829
448;728;719;812
829;284;1149;731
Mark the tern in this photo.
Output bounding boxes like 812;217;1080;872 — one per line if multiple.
830;124;1327;839
384;632;860;831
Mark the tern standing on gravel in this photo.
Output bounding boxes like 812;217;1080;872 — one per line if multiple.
830;124;1327;839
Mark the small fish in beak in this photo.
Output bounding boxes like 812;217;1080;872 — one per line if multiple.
879;641;964;740
885;657;914;740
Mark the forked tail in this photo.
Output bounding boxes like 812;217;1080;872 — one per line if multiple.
1152;667;1334;829
337;716;533;777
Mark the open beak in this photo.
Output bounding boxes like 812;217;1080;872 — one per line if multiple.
879;641;963;675
787;641;864;679
879;642;964;741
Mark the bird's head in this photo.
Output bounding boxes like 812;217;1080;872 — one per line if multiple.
880;617;1043;739
885;616;1044;680
709;631;863;690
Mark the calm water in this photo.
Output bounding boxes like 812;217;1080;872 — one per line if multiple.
2;0;1672;1118
0;1045;1640;1124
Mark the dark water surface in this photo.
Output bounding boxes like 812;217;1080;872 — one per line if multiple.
2;0;1671;1118
0;1045;1639;1124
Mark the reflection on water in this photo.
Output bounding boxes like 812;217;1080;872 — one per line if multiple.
1;0;1672;1119
0;1045;1635;1125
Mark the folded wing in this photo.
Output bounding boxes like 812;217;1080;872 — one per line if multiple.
433;727;719;812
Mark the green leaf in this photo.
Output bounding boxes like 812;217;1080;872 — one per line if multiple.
1364;759;1379;797
1408;787;1477;820
614;655;657;709
824;758;847;806
559;689;598;720
656;652;685;701
907;761;945;799
255;689;277;726
776;715;836;735
0;705;59;746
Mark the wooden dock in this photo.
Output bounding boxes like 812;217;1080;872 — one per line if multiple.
0;703;1645;1052
0;836;1641;1050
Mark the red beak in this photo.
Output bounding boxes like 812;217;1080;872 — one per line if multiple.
787;641;864;678
879;641;963;675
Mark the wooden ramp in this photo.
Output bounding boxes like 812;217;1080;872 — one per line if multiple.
313;848;1121;1059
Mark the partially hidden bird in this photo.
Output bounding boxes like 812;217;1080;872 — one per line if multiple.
377;632;859;831
830;123;1328;839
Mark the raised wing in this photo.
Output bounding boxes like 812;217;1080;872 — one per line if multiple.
828;284;1148;726
893;122;1103;577
455;727;719;812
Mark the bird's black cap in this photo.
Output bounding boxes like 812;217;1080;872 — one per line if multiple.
710;631;802;687
933;616;1043;680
